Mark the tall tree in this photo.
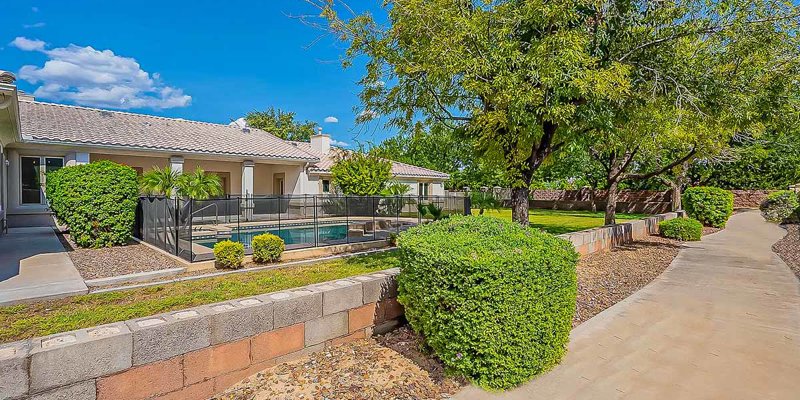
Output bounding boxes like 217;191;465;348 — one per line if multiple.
244;107;319;141
305;0;800;225
330;148;393;195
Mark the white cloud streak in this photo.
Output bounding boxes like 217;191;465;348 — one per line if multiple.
323;116;339;123
12;37;191;110
331;139;350;147
23;22;46;29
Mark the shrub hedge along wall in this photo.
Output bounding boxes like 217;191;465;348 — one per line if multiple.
682;186;734;228
214;240;245;269
659;218;703;241
760;190;799;223
397;215;578;390
252;233;285;263
46;161;138;248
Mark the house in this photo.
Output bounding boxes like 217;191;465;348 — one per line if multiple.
0;71;449;228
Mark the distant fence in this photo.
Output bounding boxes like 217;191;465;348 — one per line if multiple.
135;195;468;262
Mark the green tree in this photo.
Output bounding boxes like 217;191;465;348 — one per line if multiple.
244;107;319;141
176;167;224;200
330;149;393;195
139;166;180;197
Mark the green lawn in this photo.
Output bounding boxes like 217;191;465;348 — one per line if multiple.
473;209;647;235
0;251;400;343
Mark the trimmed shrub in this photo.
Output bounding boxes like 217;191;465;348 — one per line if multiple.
252;233;285;263
760;190;800;223
397;215;578;390
214;240;245;269
659;218;703;241
46;161;138;248
682;186;734;228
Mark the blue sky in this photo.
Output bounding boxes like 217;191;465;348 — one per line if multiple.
1;1;389;147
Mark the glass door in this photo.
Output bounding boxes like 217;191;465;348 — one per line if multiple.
20;156;64;204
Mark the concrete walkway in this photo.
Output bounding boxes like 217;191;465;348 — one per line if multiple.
0;227;87;305
456;210;800;400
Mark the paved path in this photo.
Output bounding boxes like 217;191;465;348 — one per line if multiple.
0;227;87;305
456;210;800;400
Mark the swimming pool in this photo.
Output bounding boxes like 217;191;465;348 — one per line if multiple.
196;224;349;249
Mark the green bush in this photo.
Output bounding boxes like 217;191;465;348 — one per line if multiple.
760;190;800;223
397;215;578;390
251;233;285;263
214;240;245;269
46;161;138;248
682;186;734;228
659;218;703;241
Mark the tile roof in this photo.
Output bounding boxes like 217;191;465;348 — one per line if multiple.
290;141;450;180
18;100;319;162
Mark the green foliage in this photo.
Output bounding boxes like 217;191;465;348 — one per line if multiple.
470;192;502;215
760;190;800;223
140;166;223;200
426;203;444;220
659;218;703;241
251;233;285;263
46;161;138;248
388;232;399;246
682;187;734;228
397;215;578;389
213;240;245;269
380;181;411;196
330;149;392;195
244;107;318;141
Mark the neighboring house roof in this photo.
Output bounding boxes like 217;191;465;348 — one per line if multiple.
290;141;450;180
18;100;319;162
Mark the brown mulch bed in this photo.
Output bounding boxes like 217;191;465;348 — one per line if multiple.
214;234;686;399
773;224;800;279
703;226;723;236
57;233;185;280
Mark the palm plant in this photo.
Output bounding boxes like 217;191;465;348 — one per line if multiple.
176;167;223;200
139;166;179;197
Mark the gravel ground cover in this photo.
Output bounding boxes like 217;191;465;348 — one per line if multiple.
215;234;685;399
773;224;800;279
57;233;185;280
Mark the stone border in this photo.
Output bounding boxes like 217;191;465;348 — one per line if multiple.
557;212;682;256
0;269;403;400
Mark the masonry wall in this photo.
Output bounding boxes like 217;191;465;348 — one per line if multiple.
557;212;681;256
0;269;403;400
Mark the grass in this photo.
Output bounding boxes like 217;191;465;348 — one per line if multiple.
0;251;400;343
472;208;647;235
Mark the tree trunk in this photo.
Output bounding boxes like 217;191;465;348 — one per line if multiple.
604;180;619;225
670;182;682;211
589;189;597;212
511;187;530;226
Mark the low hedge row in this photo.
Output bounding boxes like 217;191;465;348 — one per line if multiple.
759;190;799;223
659;218;703;241
397;215;578;390
46;161;138;248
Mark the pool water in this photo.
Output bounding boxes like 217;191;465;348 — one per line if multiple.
197;224;349;249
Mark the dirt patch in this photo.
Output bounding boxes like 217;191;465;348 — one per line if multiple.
214;329;465;400
773;224;800;279
703;226;723;236
215;235;684;399
574;235;682;325
58;233;185;280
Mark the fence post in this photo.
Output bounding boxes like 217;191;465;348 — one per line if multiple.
313;195;318;247
464;193;472;216
372;196;376;241
345;196;350;244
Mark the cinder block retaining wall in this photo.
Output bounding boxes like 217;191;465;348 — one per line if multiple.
0;269;404;400
557;212;681;256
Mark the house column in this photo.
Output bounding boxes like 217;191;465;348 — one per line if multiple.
241;161;255;220
65;152;90;166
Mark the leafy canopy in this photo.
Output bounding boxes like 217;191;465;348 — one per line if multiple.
244;107;319;142
330;148;393;195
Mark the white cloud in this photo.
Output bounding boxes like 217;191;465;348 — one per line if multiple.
13;37;191;110
10;37;46;51
323;116;339;123
23;22;46;29
331;139;350;147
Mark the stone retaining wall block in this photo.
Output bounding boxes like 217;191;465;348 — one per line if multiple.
127;309;211;365
184;338;251;385
251;323;305;363
30;323;132;393
304;312;348;346
206;297;274;345
0;340;30;399
310;279;363;315
29;380;96;400
96;356;183;400
268;290;323;329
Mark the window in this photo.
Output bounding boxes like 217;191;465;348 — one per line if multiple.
322;179;330;194
418;182;430;198
21;156;63;204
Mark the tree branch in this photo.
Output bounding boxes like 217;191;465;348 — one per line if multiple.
623;147;697;181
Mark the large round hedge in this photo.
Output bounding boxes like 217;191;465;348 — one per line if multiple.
659;218;703;241
760;190;799;223
46;161;138;248
397;215;578;390
682;186;734;228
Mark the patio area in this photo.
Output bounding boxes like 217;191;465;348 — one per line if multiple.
0;227;87;305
